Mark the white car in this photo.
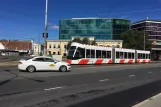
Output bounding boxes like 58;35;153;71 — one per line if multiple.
18;56;71;72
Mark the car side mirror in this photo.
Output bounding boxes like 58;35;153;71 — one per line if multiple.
53;61;57;64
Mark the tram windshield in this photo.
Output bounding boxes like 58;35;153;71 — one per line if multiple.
67;46;85;60
67;46;77;59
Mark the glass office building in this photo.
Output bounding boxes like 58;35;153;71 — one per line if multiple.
59;18;130;40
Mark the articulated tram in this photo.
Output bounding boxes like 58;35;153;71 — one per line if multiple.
66;42;151;65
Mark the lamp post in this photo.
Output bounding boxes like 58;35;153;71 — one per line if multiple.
43;0;48;56
144;29;145;50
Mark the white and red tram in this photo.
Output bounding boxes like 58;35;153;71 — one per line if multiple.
66;42;151;65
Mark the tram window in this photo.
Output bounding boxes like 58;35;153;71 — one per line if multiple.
116;52;119;59
91;50;95;58
102;51;106;58
143;54;145;59
67;46;76;59
146;54;149;59
141;54;143;59
74;52;80;59
138;53;142;59
124;52;127;59
107;51;111;58
96;50;101;58
128;53;132;59
86;49;90;58
138;53;141;59
132;53;134;59
120;52;123;59
74;47;85;59
79;48;85;58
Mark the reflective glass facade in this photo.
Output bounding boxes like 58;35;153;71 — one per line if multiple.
59;18;130;40
113;19;130;40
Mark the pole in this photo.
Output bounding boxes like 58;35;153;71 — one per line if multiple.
60;40;61;55
144;29;145;50
31;39;34;55
38;35;40;56
44;0;48;56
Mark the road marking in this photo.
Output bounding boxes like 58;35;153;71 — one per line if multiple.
129;75;135;77
44;86;64;91
148;72;152;74
99;79;109;82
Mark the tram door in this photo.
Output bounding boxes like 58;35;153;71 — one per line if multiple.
112;47;115;64
135;50;137;63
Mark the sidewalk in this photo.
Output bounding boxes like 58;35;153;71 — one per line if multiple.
132;93;161;107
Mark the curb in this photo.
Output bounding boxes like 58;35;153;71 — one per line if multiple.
132;93;161;107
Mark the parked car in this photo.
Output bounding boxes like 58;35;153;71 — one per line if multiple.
18;56;71;72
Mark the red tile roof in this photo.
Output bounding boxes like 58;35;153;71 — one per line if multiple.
0;40;32;51
1;40;8;46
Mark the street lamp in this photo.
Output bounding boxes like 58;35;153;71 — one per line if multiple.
144;29;145;50
43;0;48;56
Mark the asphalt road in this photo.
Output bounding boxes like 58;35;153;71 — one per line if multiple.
0;64;161;107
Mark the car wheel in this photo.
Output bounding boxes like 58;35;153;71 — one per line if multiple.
59;65;67;72
27;65;36;73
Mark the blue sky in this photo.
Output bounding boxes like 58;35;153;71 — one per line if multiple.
0;0;161;43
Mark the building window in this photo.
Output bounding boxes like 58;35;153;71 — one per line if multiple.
58;44;60;48
53;52;56;55
54;44;56;48
58;51;60;55
49;44;51;48
49;51;51;55
64;44;67;48
63;53;67;56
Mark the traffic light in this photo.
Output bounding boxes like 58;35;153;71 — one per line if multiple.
43;33;48;38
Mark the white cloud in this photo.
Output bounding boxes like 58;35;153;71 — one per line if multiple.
48;24;59;30
120;15;128;19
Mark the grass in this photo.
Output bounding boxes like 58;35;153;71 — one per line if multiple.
0;61;18;66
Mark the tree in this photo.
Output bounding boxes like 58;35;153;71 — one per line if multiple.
66;37;82;50
72;37;82;43
120;30;152;50
91;40;97;45
81;37;90;44
66;41;72;50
